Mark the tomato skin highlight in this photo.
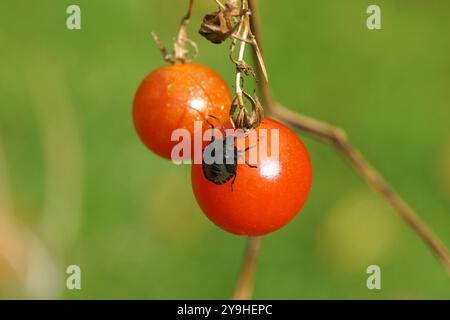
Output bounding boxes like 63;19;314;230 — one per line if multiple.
132;63;232;160
191;118;313;236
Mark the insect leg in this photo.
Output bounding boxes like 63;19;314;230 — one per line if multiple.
237;144;257;152
207;114;226;133
206;118;216;141
245;160;258;168
230;174;237;192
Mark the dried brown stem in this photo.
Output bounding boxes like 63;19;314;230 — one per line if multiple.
232;236;262;300
228;0;264;130
247;0;450;276
234;4;249;110
269;104;450;275
152;0;196;63
151;32;172;62
174;0;195;61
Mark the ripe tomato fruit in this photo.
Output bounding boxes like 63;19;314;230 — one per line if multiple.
191;118;313;236
133;63;232;160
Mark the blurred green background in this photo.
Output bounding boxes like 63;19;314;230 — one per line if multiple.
1;0;450;299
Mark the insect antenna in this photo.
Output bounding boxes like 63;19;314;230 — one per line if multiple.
188;106;208;122
187;106;227;133
206;114;227;133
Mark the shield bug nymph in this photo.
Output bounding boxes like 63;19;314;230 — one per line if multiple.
202;115;257;191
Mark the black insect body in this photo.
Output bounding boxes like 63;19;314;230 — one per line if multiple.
202;134;238;185
202;115;257;191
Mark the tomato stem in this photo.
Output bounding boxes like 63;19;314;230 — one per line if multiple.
232;237;262;300
174;0;196;63
227;0;266;130
151;0;197;64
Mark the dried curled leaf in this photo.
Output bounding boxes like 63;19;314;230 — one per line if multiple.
199;1;242;44
234;107;249;129
230;92;265;130
248;96;264;128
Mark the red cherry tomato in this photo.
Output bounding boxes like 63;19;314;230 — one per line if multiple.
133;63;232;160
191;118;313;236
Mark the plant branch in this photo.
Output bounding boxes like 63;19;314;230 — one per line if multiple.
174;0;195;61
232;236;262;300
152;0;196;63
247;0;450;276
234;5;249;107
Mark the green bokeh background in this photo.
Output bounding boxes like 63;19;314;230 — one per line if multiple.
1;0;450;299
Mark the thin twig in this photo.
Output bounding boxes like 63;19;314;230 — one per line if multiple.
232;237;262;300
151;32;173;62
234;12;249;107
175;0;195;61
247;0;450;275
215;0;226;9
228;0;264;130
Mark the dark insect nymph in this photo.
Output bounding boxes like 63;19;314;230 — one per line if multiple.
202;115;257;191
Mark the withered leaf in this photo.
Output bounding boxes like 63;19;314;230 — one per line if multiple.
199;2;242;44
